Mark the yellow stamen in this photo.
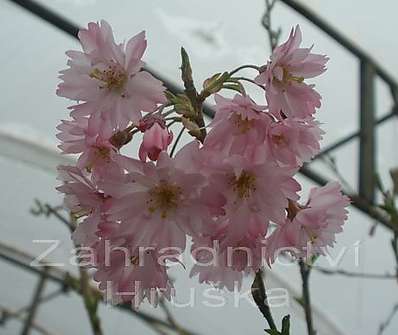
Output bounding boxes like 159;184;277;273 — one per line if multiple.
230;171;257;199
231;114;253;134
272;134;288;146
89;63;127;92
94;146;111;161
147;182;182;218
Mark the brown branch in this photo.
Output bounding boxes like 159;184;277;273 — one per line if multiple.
21;267;48;335
0;305;56;335
262;0;281;51
0;241;199;335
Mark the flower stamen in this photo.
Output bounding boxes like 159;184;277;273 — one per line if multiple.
230;171;257;199
147;182;182;218
90;63;127;92
231;114;253;134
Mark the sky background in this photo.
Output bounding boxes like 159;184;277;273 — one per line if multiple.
0;0;397;334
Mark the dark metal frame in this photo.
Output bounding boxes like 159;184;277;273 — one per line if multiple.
5;0;397;227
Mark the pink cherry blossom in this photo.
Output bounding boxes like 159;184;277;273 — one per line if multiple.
204;94;270;159
190;227;265;291
102;152;210;250
201;152;301;235
266;116;324;167
138;115;173;162
56;165;105;216
72;212;118;247
255;25;328;119
266;181;350;262
93;239;173;307
57;111;122;178
53;19;349;307
57;20;166;126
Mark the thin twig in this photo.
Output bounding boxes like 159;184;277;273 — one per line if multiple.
378;303;398;335
159;298;189;335
31;200;74;231
262;0;281;51
0;241;198;335
14;288;67;316
299;260;316;335
312;265;397;280
231;77;266;91
229;64;260;76
391;233;398;278
21;267;48;335
170;126;185;157
67;214;103;335
0;305;56;335
321;155;356;194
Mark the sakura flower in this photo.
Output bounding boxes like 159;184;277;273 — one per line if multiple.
204;94;270;159
202;153;301;240
190;228;265;291
72;211;119;247
94;240;173;307
57;107;128;179
102;152;210;250
255;25;328;119
266;117;323;167
57;20;166;126
56;165;105;216
266;181;350;262
138;115;173;162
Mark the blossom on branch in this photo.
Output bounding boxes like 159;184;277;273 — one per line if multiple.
255;25;328;119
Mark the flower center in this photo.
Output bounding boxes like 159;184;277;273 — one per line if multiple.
147;182;182;218
90;62;127;92
230;171;257;199
94;146;111;160
272;133;288;146
231;114;253;134
274;66;304;85
302;226;318;243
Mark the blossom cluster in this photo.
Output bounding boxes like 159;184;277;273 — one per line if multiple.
56;21;349;307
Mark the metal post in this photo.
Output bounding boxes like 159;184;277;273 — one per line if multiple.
359;60;376;203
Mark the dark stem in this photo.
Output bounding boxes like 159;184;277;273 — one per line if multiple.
230;77;266;91
262;0;281;51
251;270;277;331
170;126;185;157
79;268;103;335
229;64;260;76
67;215;103;335
378;303;398;335
391;233;398;280
299;259;316;335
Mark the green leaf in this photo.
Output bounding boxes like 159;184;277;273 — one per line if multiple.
180;47;193;86
281;315;290;335
265;329;281;335
294;296;304;307
222;83;245;94
201;72;230;98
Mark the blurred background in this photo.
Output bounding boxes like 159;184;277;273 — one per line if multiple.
0;0;397;334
